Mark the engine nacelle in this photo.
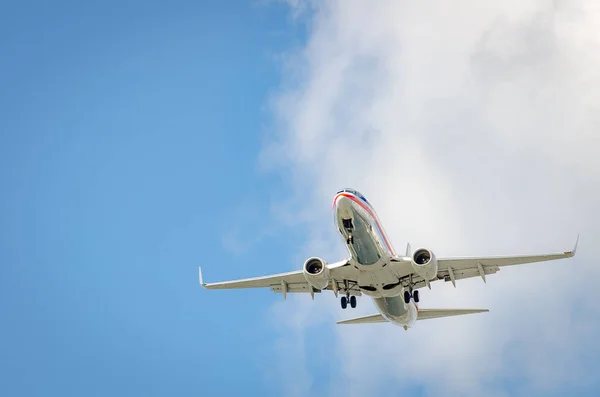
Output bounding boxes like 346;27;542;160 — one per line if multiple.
303;257;331;290
411;248;438;280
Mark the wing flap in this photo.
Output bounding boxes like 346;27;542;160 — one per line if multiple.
417;308;489;321
337;313;388;325
270;283;361;296
437;265;499;284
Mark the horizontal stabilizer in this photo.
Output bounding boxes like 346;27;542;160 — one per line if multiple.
417;308;489;321
337;309;489;325
337;313;388;325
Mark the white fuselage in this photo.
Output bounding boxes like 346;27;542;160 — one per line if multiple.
333;190;418;327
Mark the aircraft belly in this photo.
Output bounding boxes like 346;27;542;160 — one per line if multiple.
350;215;381;265
337;207;386;266
373;296;416;326
335;193;405;298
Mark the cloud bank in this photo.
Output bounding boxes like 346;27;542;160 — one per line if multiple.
264;1;600;395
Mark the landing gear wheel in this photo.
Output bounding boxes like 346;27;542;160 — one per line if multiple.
403;291;411;304
341;296;347;309
346;235;354;244
350;295;357;308
413;290;420;303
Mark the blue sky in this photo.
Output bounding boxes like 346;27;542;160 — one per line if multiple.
0;1;313;395
3;1;600;397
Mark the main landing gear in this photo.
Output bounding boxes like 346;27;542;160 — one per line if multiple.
341;295;357;309
403;289;419;304
403;274;419;304
340;279;356;309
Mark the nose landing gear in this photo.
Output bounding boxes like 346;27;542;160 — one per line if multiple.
342;218;354;245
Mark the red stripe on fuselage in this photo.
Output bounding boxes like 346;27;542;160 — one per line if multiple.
333;193;395;255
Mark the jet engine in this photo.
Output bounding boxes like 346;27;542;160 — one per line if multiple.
303;257;331;290
411;248;438;280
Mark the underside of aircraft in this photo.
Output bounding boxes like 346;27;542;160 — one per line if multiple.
200;189;578;329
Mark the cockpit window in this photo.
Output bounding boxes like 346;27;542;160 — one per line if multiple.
337;189;369;205
356;192;369;204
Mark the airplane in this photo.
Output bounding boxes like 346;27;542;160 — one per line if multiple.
199;188;578;329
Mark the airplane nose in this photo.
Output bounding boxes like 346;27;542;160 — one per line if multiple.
334;195;353;218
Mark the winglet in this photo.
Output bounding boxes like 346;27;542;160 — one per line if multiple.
199;266;207;288
565;234;579;257
405;242;412;257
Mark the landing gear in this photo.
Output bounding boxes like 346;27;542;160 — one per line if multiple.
346;235;354;245
403;289;420;304
340;295;357;309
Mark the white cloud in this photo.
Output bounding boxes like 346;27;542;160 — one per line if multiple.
265;0;600;395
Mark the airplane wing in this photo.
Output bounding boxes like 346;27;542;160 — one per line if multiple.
200;237;578;297
199;259;361;299
392;236;579;290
